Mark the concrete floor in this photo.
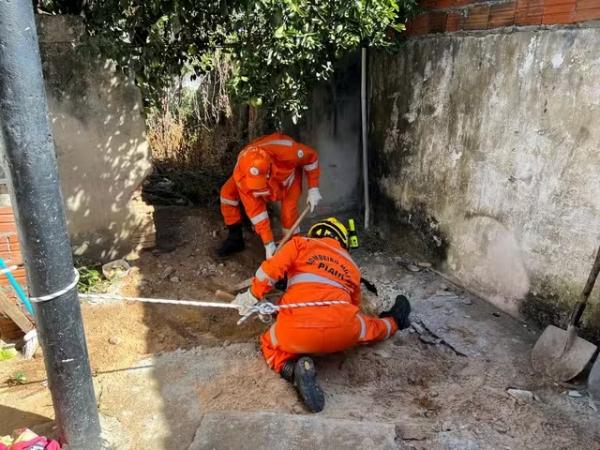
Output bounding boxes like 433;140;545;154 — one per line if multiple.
1;209;599;449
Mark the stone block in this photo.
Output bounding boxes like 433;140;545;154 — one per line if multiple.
189;411;399;450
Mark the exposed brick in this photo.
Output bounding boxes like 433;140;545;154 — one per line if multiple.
0;267;26;288
543;0;576;23
543;12;576;23
576;0;600;7
421;0;441;8
574;0;600;21
464;4;491;29
514;0;543;24
0;250;23;265
446;11;466;31
0;222;17;233
430;11;449;32
489;1;517;27
426;0;481;8
544;0;576;12
407;13;431;35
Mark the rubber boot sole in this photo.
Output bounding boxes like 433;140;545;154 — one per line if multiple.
380;295;411;330
294;357;325;413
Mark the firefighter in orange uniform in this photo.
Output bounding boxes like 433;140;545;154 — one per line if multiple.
232;218;411;412
217;132;322;258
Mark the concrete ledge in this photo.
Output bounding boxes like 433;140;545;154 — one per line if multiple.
189;411;399;450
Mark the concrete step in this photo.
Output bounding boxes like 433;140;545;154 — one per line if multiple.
189;411;400;450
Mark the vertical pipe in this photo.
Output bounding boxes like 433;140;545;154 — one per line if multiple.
0;2;101;448
361;46;370;229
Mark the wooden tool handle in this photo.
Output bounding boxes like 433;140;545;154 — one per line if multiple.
215;289;236;301
570;244;600;326
230;205;311;293
276;205;311;252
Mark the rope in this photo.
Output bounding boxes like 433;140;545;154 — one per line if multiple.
30;268;80;303
0;265;18;275
78;293;239;310
78;292;348;326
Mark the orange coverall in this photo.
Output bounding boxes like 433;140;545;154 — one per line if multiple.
220;133;320;244
250;236;398;373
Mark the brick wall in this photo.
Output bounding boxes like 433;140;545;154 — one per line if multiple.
406;0;600;35
0;206;28;340
0;207;26;289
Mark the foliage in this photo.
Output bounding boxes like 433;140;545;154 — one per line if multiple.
38;0;418;122
7;372;27;386
76;264;110;294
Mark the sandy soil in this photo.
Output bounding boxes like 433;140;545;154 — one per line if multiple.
1;207;599;449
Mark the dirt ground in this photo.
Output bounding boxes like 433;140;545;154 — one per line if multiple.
1;207;599;449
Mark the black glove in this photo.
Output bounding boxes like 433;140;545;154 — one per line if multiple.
275;276;288;291
360;277;378;295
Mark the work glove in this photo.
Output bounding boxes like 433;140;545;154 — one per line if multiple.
306;187;322;213
232;289;258;316
265;241;277;259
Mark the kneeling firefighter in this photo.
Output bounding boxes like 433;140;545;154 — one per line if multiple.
232;218;411;412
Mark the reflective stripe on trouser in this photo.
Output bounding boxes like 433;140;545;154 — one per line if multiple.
280;168;303;232
220;176;242;225
260;309;398;373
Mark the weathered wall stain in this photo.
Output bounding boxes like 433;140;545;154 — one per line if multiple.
370;26;600;336
37;15;154;261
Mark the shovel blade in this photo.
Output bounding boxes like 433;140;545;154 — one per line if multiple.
588;357;600;405
531;325;597;381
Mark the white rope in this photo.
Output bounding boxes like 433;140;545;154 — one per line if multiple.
30;268;81;303
279;301;348;309
79;293;240;310
78;292;349;326
78;293;346;311
0;265;19;275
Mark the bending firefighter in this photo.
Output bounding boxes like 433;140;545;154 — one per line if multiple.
233;218;411;412
218;133;322;259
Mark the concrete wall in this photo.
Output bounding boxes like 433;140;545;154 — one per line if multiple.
288;54;362;215
370;25;600;335
37;15;154;261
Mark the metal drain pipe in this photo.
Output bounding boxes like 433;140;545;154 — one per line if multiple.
361;46;370;229
0;2;101;448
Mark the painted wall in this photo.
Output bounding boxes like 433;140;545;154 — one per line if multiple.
37;15;154;261
370;24;600;336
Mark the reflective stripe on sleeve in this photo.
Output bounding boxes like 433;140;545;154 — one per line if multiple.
220;197;239;207
250;211;269;225
269;324;279;345
262;139;293;147
283;172;295;187
288;273;349;292
253;190;270;197
357;314;367;341
256;267;276;285
303;160;319;171
383;317;393;339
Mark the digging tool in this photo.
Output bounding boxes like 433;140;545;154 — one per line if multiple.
229;205;311;293
589;355;600;405
0;260;38;358
531;244;600;381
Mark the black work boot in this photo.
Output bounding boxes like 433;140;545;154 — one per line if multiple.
280;357;325;412
280;359;296;382
380;295;411;330
216;224;245;257
293;357;325;413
